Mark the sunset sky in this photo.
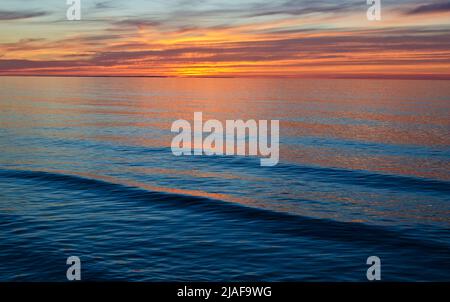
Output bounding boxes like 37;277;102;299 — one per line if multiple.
1;0;449;78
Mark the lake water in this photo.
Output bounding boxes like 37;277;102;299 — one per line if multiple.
0;76;449;281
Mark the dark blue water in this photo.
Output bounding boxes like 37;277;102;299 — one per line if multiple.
0;77;449;281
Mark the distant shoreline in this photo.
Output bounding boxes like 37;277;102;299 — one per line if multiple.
1;74;450;80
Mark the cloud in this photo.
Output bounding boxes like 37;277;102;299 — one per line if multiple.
407;1;450;15
112;19;161;28
0;59;86;70
0;10;49;21
1;0;449;78
2;26;450;74
95;1;116;9
246;1;360;17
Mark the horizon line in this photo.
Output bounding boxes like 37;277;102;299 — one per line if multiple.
1;74;450;81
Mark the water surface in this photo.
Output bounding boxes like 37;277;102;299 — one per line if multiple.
0;77;449;281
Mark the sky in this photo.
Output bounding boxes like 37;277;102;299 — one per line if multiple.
0;0;449;78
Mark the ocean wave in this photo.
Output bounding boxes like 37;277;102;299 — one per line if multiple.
273;163;450;194
1;168;448;255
